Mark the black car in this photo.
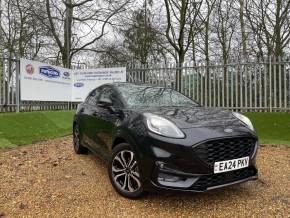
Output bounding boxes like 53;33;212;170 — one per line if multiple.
73;83;258;198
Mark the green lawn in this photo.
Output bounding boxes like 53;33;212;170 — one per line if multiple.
0;110;289;149
244;112;290;145
0;110;75;149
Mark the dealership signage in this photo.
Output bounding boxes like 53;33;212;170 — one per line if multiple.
20;58;126;102
20;59;72;101
72;68;126;101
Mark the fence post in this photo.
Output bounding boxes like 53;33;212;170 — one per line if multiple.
269;57;272;112
16;58;20;113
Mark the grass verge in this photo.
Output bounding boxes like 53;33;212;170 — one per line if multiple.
244;112;290;145
0;110;288;149
0;110;75;149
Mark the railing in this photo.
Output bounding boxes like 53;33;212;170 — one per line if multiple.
127;58;290;112
1;55;290;112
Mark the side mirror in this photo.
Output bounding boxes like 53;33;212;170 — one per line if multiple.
97;99;123;118
109;107;124;118
97;98;113;108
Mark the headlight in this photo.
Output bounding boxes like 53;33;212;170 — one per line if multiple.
233;112;254;131
144;113;185;138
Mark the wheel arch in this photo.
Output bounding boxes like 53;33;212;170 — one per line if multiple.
112;137;127;150
111;129;139;154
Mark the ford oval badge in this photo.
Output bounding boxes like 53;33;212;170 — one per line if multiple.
63;72;70;77
224;128;233;133
74;82;84;87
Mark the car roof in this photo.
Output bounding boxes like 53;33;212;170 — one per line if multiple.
106;82;167;89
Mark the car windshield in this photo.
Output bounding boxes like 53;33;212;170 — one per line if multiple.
117;84;198;108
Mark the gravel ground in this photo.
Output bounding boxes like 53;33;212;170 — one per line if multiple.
0;137;289;218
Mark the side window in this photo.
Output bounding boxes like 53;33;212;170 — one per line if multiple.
85;89;100;105
98;87;122;107
98;87;113;104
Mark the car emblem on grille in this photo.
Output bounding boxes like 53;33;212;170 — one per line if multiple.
224;128;233;133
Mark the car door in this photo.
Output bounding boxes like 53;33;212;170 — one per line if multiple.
79;88;101;150
89;86;122;160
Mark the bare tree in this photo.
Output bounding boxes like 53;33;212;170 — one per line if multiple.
199;0;216;67
195;0;216;106
214;0;237;65
213;0;237;106
246;0;290;58
0;0;42;58
34;0;130;68
239;0;248;58
122;3;165;64
0;0;3;53
163;0;202;89
98;42;128;66
1;0;290;68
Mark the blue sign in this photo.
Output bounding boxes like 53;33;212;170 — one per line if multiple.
74;82;84;87
39;66;60;78
63;72;70;77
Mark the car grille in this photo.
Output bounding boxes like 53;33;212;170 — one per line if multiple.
191;167;257;191
194;137;256;166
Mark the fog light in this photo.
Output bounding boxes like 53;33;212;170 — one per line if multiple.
155;161;165;169
157;172;198;188
158;173;180;182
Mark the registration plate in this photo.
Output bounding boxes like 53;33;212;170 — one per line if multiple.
214;156;249;174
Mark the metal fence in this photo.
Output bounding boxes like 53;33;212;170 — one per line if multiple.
127;58;290;112
1;55;290;112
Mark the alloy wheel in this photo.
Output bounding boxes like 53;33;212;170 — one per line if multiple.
112;150;141;192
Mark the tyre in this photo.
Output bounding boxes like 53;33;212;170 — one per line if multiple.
73;124;88;154
108;143;144;199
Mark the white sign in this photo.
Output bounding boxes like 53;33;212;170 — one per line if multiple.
72;67;126;101
20;58;126;102
20;59;72;101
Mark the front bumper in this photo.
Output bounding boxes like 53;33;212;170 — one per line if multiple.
150;165;258;192
133;128;258;192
